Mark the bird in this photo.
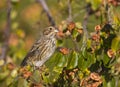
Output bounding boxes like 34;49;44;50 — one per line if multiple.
21;26;58;68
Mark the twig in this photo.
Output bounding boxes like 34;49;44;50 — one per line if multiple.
70;35;80;52
67;0;72;22
103;0;113;25
0;0;11;63
36;0;56;26
67;0;80;52
115;76;119;87
81;4;90;51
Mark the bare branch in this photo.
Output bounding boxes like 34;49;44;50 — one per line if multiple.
67;0;72;22
36;0;56;26
0;0;11;63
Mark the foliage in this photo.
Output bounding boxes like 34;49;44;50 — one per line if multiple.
0;0;120;87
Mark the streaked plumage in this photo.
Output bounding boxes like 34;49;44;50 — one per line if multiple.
21;26;58;67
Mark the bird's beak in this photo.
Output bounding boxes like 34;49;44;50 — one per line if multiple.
54;29;59;32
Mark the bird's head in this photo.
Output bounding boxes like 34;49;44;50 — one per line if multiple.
43;26;58;38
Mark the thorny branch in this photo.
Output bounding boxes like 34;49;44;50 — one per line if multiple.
36;0;56;26
0;0;11;63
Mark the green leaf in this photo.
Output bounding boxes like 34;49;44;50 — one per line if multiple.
82;48;87;57
87;0;102;10
45;52;59;70
31;70;41;83
88;52;96;65
102;54;110;66
0;71;9;81
56;53;66;68
75;22;82;29
109;78;116;87
105;77;117;87
102;76;107;87
67;51;78;69
78;51;96;70
111;36;120;51
78;53;84;69
72;29;79;38
87;39;91;49
49;71;60;83
17;78;28;87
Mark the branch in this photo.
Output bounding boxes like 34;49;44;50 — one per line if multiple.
81;4;90;51
0;0;11;63
70;35;80;52
36;0;56;26
104;1;113;25
67;0;80;51
67;0;72;22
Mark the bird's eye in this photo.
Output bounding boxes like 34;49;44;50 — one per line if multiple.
49;27;53;30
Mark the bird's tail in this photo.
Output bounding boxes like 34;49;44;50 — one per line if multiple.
20;58;27;67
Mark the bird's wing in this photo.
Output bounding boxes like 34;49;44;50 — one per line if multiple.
20;50;35;66
20;38;44;66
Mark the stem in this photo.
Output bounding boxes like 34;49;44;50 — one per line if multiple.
0;0;11;63
67;0;72;22
36;0;56;26
81;4;89;51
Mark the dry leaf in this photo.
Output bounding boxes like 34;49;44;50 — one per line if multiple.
7;62;15;70
23;71;32;79
90;72;101;81
57;31;65;37
67;22;75;31
77;29;83;34
95;25;101;31
107;49;116;58
59;47;69;55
